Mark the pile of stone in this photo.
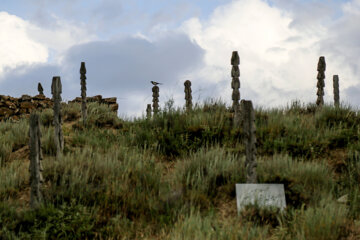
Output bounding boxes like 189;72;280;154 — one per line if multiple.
0;94;53;121
0;94;118;122
68;95;118;113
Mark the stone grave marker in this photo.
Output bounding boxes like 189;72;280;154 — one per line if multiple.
236;184;286;213
236;100;286;213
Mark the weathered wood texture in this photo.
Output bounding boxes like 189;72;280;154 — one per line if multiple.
146;104;152;119
333;75;340;107
37;83;44;95
231;51;240;112
241;100;257;183
51;76;64;159
231;51;241;127
29;112;43;208
152;86;159;115
316;56;326;107
80;62;87;125
184;80;192;111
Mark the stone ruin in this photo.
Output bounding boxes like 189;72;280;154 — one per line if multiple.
0;94;119;122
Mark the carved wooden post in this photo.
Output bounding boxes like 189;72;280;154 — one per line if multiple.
146;104;152;120
38;83;44;95
231;51;241;127
241;100;257;183
29;112;43;208
51;76;64;159
333;75;339;108
184;80;192;111
316;56;326;107
152;86;159;115
80;62;87;125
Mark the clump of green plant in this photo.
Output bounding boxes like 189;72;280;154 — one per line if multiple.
174;147;245;209
258;154;335;208
0;201;97;239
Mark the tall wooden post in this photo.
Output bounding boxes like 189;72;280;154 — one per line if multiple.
29;112;43;208
241;100;257;183
38;83;44;95
146;104;152;120
316;56;326;107
152;86;159;115
231;51;241;127
333;75;340;108
184;80;192;112
51;76;64;159
80;62;87;126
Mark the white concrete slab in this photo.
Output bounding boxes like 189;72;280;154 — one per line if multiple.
235;184;286;213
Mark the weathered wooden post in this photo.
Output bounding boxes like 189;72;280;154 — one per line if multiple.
29;112;43;208
152;85;160;115
231;51;241;127
38;83;44;95
184;80;192;112
51;76;64;159
241;100;257;183
316;56;326;107
146;104;152;120
333;75;340;108
80;62;87;125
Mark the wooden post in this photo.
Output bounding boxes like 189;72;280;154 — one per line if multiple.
316;56;326;107
152;86;159;115
231;51;240;111
29;112;43;208
146;104;152;120
51;76;64;159
241;100;257;183
37;83;44;95
333;75;340;108
231;51;241;127
80;62;87;126
184;80;192;112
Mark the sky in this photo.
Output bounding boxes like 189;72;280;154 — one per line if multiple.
0;0;359;117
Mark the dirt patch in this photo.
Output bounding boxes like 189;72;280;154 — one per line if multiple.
9;145;29;161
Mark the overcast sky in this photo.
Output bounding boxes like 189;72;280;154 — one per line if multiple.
0;0;359;117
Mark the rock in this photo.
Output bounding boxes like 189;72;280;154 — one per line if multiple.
103;97;116;104
33;94;46;100
20;101;35;111
337;194;348;204
0;107;14;116
20;94;32;101
110;103;118;112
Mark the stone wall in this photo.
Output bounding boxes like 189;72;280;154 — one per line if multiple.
0;94;118;122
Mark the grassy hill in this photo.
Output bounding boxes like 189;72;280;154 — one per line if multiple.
0;100;359;239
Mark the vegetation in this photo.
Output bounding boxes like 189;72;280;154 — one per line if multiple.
0;100;359;239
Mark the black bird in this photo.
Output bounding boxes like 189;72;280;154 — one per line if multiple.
151;81;163;86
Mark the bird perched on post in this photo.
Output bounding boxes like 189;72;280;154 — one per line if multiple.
151;81;163;86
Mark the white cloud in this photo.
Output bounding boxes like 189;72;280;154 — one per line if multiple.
0;12;48;75
0;10;98;81
178;0;360;109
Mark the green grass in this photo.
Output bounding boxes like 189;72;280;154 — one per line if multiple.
0;100;359;239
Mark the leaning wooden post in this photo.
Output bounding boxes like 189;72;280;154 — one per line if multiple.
333;75;340;108
29;112;43;209
146;104;152;120
316;56;326;108
241;100;257;183
51;76;64;159
80;62;87;126
231;51;241;126
38;83;44;95
184;80;192;112
152;86;160;115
